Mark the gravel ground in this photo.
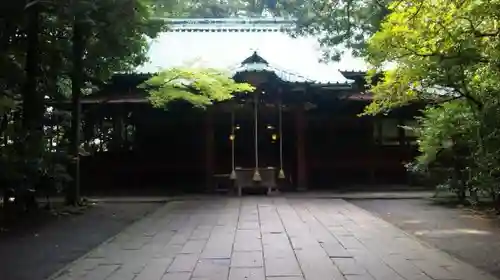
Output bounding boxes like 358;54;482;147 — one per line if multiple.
0;202;162;280
350;198;500;278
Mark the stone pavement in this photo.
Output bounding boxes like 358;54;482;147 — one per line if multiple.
49;198;497;280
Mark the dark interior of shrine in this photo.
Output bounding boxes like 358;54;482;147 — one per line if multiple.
74;72;420;195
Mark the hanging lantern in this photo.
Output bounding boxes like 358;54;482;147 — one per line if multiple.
278;168;285;179
271;133;277;141
230;169;237;180
278;99;285;180
253;169;262;181
229;134;235;141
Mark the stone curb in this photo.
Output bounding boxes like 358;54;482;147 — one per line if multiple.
88;192;436;202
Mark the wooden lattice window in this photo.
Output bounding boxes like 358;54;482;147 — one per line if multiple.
374;118;400;146
374;118;419;146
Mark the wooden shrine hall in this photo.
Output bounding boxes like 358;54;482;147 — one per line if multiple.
76;18;420;194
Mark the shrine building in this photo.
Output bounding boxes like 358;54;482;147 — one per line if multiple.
76;18;420;194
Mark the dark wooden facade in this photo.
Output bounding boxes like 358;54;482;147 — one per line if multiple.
72;66;420;194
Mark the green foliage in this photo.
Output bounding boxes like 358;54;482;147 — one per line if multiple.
364;0;500;204
155;0;293;18
414;101;476;166
0;97;18;116
365;0;500;114
0;104;71;191
288;0;390;60
0;0;167;100
0;0;169;204
142;67;255;108
161;0;252;18
48;0;167;86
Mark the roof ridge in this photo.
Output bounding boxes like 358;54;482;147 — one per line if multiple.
156;17;295;32
160;18;296;25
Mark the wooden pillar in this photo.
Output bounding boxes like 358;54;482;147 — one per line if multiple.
205;109;215;192
370;118;381;184
296;105;307;191
112;106;124;151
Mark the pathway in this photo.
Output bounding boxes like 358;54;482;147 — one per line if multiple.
351;199;500;278
50;198;497;280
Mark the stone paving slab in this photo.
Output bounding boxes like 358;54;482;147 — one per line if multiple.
49;198;498;280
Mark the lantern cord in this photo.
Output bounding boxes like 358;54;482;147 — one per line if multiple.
278;100;285;179
253;92;261;181
230;107;236;180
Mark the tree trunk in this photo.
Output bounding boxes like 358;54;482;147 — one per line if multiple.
452;166;466;204
451;150;466;204
66;19;84;205
495;192;500;215
22;3;44;186
23;3;41;132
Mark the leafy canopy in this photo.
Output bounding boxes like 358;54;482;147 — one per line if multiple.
155;0;291;18
363;0;500;202
141;68;255;109
0;0;173;198
288;0;390;61
364;0;500;115
0;0;168;100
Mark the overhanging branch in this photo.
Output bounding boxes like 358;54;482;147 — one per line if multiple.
461;16;500;38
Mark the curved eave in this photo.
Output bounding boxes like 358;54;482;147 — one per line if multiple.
233;62;354;88
287;81;353;89
339;70;367;81
339;70;367;75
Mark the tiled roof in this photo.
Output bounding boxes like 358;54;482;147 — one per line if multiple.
233;52;351;86
138;18;368;85
162;18;295;32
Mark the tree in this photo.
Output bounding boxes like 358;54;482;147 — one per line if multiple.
286;0;391;60
364;0;500;204
0;0;171;206
142;67;254;109
64;0;167;204
23;2;44;163
364;0;500;114
67;3;85;205
160;0;250;18
154;0;296;18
